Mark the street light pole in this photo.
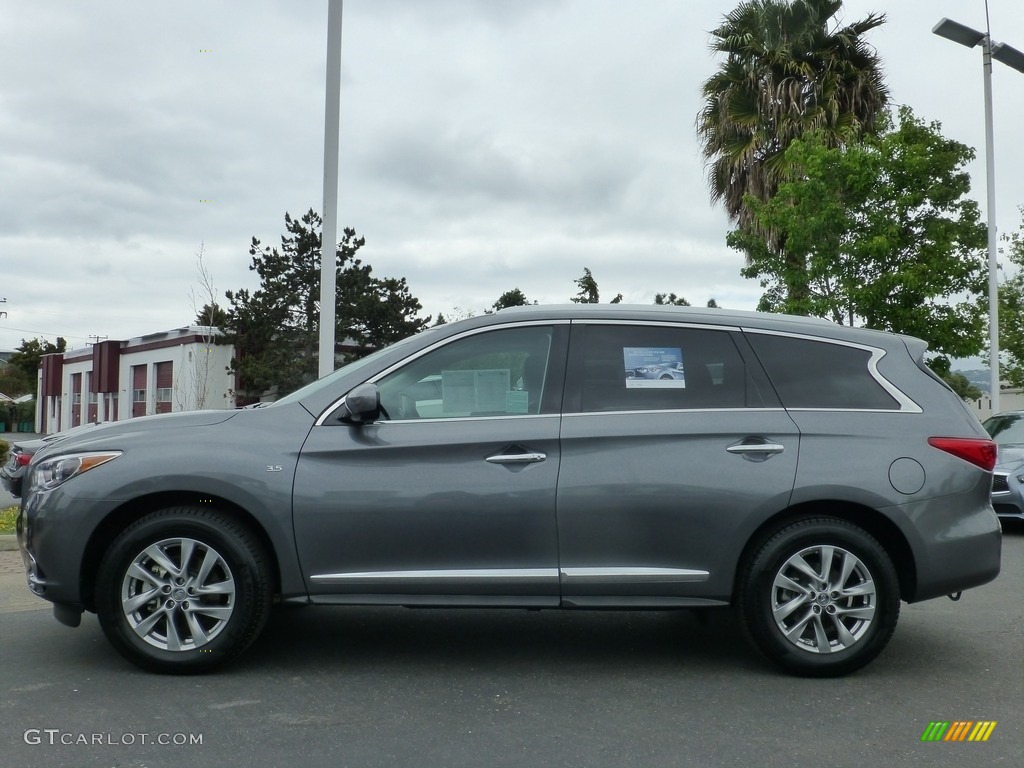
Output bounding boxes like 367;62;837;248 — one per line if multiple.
933;17;1024;416
319;0;343;379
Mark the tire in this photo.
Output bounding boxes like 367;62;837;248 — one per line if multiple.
737;517;900;677
96;506;272;673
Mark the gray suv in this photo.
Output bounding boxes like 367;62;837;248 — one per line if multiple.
16;306;1001;676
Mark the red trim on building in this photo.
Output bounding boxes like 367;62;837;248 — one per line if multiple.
132;365;147;418
92;340;120;393
41;354;63;400
70;372;82;427
155;361;173;414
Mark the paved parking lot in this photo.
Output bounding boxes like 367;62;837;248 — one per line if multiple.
1;528;1020;768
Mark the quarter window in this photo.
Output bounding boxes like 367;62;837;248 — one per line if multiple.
747;333;899;410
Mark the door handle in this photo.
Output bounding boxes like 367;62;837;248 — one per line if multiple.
486;452;546;464
726;442;785;455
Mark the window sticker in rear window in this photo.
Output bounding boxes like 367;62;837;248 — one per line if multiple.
623;347;686;388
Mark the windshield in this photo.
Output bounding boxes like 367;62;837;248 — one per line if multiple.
269;330;434;407
982;413;1024;446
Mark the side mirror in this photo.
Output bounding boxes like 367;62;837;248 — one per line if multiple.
338;383;381;425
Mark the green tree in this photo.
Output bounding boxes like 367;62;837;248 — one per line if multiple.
492;288;533;312
0;363;32;397
223;209;428;399
927;356;983;402
568;268;623;304
195;303;228;328
654;293;691;306
5;337;66;393
567;270;714;309
998;207;1024;388
570;268;601;304
729;108;986;360
698;0;889;308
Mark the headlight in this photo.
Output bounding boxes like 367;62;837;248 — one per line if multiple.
29;452;122;494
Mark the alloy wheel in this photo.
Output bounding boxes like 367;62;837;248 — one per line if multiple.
120;537;236;651
770;544;877;654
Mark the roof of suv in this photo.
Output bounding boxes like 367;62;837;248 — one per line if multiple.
492;304;916;346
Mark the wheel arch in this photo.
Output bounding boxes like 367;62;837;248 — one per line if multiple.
80;492;281;612
733;501;917;604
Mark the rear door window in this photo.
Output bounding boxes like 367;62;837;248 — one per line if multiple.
565;324;768;412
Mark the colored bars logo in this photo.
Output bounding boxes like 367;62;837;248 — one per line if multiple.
921;721;997;742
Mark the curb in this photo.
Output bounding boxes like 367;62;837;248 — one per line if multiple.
0;535;18;552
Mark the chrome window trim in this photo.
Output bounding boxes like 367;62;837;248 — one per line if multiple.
311;568;559;583
563;407;786;417
783;408;921;414
569;319;742;332
358;414;561;426
560;567;710;583
315;320;568;426
741;327;923;413
563;406;923;417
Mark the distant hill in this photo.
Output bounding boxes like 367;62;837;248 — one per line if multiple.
955;369;991;395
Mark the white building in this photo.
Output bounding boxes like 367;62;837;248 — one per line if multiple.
37;327;235;434
969;389;1024;422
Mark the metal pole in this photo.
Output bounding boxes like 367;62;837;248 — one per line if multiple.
982;36;1000;414
318;0;343;378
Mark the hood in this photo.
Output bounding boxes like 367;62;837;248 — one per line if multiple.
34;410;238;459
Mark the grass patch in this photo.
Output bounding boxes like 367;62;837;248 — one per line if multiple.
0;505;18;536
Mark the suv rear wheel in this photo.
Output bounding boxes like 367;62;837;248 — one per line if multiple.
95;506;272;673
738;517;900;677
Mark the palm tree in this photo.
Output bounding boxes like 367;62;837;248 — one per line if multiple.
697;0;889;309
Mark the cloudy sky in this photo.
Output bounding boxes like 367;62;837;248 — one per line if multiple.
2;0;1023;355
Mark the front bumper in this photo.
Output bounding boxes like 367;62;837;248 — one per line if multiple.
991;471;1024;521
1;465;23;497
17;484;117;611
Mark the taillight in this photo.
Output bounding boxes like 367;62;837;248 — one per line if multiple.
927;437;997;471
15;453;33;467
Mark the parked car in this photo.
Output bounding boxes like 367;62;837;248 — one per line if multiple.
2;437;41;498
2;424;105;498
981;410;1024;524
17;305;1000;676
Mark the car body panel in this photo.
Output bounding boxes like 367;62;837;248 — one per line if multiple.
556;408;800;604
18;405;316;606
293;415;562;603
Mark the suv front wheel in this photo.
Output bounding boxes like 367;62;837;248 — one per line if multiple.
95;506;273;673
738;517;900;677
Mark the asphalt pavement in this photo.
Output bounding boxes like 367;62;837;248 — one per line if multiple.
1;527;1021;767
